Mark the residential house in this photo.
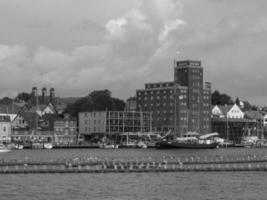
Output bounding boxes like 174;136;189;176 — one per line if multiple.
0;115;11;143
212;104;244;119
211;104;256;143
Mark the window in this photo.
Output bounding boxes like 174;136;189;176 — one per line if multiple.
3;127;6;132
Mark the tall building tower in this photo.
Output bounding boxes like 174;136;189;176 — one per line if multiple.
42;87;47;105
136;60;211;136
32;87;38;97
49;88;55;104
174;60;211;135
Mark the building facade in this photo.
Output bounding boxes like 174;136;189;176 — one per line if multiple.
79;111;152;136
0;115;11;142
136;60;212;136
54;113;78;145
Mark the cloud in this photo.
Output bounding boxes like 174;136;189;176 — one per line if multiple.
159;19;185;42
3;0;267;107
0;0;184;99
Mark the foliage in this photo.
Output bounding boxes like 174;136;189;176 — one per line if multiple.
0;97;13;105
64;90;126;117
211;90;234;105
235;97;240;106
15;92;32;102
242;100;258;111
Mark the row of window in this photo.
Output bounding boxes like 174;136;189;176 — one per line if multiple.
143;102;173;107
84;120;102;125
145;83;173;88
55;128;76;132
85;126;100;132
84;112;104;118
138;90;173;96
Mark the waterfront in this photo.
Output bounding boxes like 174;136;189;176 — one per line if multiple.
1;148;267;199
1;147;267;161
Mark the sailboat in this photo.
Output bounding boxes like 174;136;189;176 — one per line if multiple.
156;132;219;149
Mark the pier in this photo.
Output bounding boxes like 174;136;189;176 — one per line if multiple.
1;154;267;174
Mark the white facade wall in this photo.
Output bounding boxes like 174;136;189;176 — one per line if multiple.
0;122;11;142
227;104;244;119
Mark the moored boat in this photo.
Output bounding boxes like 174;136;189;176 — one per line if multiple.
43;143;53;149
98;142;118;149
0;143;11;153
156;132;219;149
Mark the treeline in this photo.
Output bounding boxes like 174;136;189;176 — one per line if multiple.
63;90;125;117
0;89;258;115
211;90;258;111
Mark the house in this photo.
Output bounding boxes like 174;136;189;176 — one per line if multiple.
0;115;12;143
28;103;56;117
212;104;244;119
11;111;55;143
211;104;257;143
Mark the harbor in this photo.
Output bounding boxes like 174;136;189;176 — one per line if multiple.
1;148;267;173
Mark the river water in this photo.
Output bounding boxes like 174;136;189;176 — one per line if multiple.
1;148;267;200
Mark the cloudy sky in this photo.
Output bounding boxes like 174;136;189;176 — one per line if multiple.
0;0;267;105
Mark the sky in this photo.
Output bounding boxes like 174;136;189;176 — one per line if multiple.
0;0;267;106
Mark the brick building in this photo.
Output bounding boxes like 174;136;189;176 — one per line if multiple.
136;60;212;136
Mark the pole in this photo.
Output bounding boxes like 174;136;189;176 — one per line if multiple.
174;84;177;138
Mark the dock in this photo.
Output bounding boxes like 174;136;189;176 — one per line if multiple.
1;154;267;174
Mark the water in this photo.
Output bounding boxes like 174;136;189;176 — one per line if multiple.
1;148;267;200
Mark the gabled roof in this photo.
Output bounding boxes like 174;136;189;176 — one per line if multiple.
217;105;233;115
244;111;263;120
18;111;37;126
0;103;23;114
0;113;17;122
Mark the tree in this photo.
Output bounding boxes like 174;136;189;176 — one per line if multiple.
89;90;114;110
0;97;13;105
63;89;126;117
16;92;32;102
211;90;233;105
64;97;93;117
235;97;240;106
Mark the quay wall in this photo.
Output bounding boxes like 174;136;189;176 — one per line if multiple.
1;154;267;174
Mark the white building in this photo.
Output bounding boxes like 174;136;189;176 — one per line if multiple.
212;104;244;119
0;115;12;142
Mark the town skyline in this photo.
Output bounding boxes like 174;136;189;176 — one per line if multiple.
0;0;267;106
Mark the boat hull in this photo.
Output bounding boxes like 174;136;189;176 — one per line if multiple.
156;141;219;149
0;148;11;153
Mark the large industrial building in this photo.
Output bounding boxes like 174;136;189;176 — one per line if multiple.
79;111;152;138
136;60;212;136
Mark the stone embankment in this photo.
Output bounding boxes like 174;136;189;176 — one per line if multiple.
1;154;267;174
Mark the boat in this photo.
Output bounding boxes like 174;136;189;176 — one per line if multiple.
43;142;53;149
14;143;24;150
156;132;219;149
136;141;147;148
98;143;118;149
0;143;11;153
